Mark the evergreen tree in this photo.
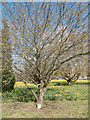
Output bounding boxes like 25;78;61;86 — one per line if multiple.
2;22;16;92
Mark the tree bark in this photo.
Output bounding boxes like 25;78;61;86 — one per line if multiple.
37;86;46;108
68;82;71;85
38;88;46;103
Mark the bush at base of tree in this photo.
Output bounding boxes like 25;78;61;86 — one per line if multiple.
2;70;16;92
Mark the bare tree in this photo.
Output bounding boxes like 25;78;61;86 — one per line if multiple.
2;2;89;107
54;54;88;79
60;71;80;85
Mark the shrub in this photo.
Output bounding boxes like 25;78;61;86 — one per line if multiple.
2;70;16;92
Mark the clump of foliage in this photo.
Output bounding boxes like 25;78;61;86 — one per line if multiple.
2;70;16;92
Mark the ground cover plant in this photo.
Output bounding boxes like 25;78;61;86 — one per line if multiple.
2;82;88;118
3;80;88;102
2;82;88;102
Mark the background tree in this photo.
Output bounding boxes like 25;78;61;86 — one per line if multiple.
53;55;88;80
61;72;80;85
2;2;89;107
59;62;80;85
2;22;16;92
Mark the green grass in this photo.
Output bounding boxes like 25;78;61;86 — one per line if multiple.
2;100;88;118
2;84;88;118
2;84;88;102
50;81;90;86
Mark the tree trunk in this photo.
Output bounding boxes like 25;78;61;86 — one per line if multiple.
68;82;71;85
37;86;46;108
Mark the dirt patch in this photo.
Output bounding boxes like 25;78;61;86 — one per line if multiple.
43;100;63;110
2;100;88;118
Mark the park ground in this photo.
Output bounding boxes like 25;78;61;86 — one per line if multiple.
2;99;88;118
2;80;89;118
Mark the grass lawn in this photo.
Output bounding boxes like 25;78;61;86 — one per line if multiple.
2;99;88;118
2;83;88;118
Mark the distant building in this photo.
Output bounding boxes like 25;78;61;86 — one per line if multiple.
79;76;87;80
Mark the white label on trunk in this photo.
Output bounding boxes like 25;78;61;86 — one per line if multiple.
37;103;41;108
